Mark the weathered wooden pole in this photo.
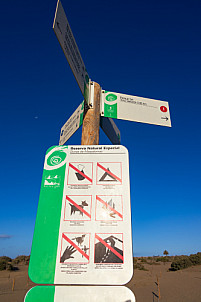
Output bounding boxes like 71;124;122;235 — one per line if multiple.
12;278;15;291
81;82;101;145
157;275;161;300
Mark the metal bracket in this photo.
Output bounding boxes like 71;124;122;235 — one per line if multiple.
89;79;94;108
100;89;105;116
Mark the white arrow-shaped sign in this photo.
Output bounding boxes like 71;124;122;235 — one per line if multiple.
59;101;85;145
101;90;171;127
53;0;90;104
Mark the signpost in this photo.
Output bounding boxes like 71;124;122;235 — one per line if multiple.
26;1;172;300
53;0;90;103
25;286;135;302
53;0;171;146
101;90;171;127
29;145;133;285
59;101;84;145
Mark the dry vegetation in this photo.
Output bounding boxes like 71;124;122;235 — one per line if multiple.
0;255;30;272
0;253;201;302
1;253;200;273
134;252;201;272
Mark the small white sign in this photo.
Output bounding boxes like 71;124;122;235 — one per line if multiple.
101;90;171;127
59;101;84;145
53;0;90;103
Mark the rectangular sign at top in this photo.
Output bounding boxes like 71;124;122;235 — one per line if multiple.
101;91;171;127
53;0;90;103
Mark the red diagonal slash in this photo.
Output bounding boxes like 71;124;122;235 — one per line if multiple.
95;234;123;261
96;196;123;219
69;163;92;183
62;233;89;260
97;163;122;183
66;196;91;218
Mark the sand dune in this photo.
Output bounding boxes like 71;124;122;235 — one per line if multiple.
0;262;201;301
127;262;201;302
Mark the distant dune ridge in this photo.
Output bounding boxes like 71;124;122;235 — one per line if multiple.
134;252;201;271
0;253;201;302
0;255;30;271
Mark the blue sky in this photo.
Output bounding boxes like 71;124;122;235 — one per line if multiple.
0;0;201;258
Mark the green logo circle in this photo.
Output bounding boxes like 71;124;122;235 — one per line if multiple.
106;94;117;102
47;151;66;167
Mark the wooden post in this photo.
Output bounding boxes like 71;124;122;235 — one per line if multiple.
12;278;15;291
81;82;101;145
157;276;161;300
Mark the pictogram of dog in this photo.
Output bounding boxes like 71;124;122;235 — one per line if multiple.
69;200;88;216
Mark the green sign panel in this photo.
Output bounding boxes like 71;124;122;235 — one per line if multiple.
29;146;67;284
104;93;118;119
29;145;133;285
25;286;136;301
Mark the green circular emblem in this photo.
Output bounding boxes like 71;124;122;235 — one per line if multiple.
47;151;66;167
106;94;117;102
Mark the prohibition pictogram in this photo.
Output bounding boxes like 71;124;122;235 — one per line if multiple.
96;162;122;185
96;195;123;221
60;233;90;263
94;233;123;263
64;195;92;221
67;162;93;185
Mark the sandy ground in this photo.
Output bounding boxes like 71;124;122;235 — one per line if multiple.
127;262;201;302
0;262;201;302
0;264;34;302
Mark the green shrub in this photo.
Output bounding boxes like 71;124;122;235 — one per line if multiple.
0;256;18;271
147;261;160;265
156;256;170;262
170;256;192;271
140;257;147;263
134;263;148;271
0;256;13;271
6;263;15;271
13;255;30;264
189;253;201;265
0;256;12;263
0;260;7;271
